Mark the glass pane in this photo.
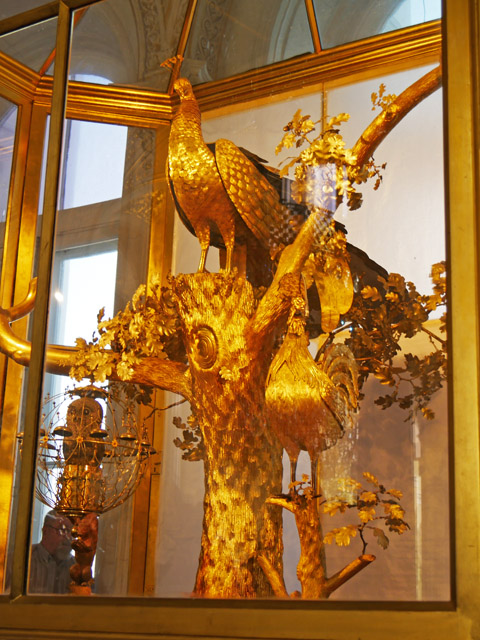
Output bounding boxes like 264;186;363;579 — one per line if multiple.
68;0;188;92
0;99;17;269
0;1;50;22
183;0;313;84
61;120;128;209
0;98;18;593
26;121;155;595
314;0;442;49
0;17;57;73
0;29;447;604
153;61;447;600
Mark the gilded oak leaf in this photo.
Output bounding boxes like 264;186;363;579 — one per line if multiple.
363;472;379;487
361;285;382;302
373;527;389;549
324;501;348;517
324;525;358;547
358;506;376;523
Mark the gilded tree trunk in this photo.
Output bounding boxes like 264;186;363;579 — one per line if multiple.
173;272;284;598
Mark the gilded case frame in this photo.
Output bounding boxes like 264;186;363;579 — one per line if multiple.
0;0;478;637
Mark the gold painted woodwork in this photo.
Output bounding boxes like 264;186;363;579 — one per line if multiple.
1;1;480;637
193;21;441;113
35;77;173;127
0;52;37;104
166;0;198;95
305;0;322;54
0;93;48;554
444;0;480;626
0;21;440;127
8;2;73;600
0;0;101;37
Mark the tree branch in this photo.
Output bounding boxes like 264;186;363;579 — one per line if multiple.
352;65;442;168
126;358;192;402
0;282;192;401
324;554;376;597
256;552;289;598
266;494;297;514
248;207;332;343
248;66;442;348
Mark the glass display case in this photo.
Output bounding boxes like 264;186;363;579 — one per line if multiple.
0;1;478;638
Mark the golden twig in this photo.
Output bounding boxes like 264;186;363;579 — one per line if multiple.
352;65;442;169
256;553;289;598
324;554;376;597
266;495;296;513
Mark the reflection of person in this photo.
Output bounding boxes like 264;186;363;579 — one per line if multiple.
29;510;74;594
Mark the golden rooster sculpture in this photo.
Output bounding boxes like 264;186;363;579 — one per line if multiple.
265;297;359;492
167;77;302;274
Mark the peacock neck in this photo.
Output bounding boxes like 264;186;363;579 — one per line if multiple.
176;98;201;127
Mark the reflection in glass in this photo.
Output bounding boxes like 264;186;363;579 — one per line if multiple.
61;120;128;209
0;99;17;271
69;0;187;91
0;17;57;73
0;1;50;22
183;0;313;84
314;0;442;49
26;119;156;595
154;63;448;600
28;511;74;594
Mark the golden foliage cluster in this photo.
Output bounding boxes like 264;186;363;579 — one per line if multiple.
276;109;385;212
323;472;409;553
172;413;204;461
371;83;397;112
341;263;447;421
69;276;183;385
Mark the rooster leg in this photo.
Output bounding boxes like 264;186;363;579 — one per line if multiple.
225;245;233;272
311;456;320;495
289;456;298;487
198;246;209;272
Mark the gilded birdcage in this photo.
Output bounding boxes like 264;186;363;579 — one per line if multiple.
22;384;154;519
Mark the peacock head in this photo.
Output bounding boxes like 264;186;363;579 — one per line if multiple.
173;77;195;101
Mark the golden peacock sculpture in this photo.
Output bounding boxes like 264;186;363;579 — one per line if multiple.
167;77;389;334
169;77;361;489
167;78;303;273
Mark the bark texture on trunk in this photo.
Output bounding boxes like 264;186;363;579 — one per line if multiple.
173;272;283;597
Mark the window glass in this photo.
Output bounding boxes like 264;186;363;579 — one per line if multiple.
61;120;128;209
2;109;156;594
154;62;448;600
0;100;17;270
314;0;442;50
0;17;57;73
29;120;155;596
0;19;447;602
68;0;188;92
0;1;50;21
183;0;313;84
